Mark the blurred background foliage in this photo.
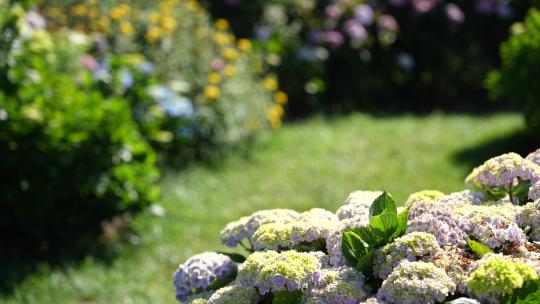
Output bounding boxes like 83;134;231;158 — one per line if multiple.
1;0;540;300
204;0;538;118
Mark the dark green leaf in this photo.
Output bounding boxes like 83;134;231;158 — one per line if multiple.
217;252;247;263
272;290;302;304
355;250;375;273
501;279;540;304
369;191;397;218
467;237;494;257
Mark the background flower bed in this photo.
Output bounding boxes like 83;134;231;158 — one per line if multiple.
0;0;280;256
204;0;534;117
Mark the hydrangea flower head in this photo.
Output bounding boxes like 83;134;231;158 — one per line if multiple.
516;199;540;242
336;191;382;220
237;250;324;295
526;148;540;165
373;232;441;279
250;208;338;251
207;284;260;304
302;267;369;304
456;203;526;249
404;190;445;208
467;254;538;302
377;261;456;304
220;209;299;247
465;152;540;203
407;199;471;247
326;215;370;266
173;252;237;302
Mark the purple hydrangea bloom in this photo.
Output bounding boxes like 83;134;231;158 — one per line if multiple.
354;4;374;26
446;3;465;23
344;19;368;41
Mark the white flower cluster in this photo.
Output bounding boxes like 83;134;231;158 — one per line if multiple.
527;148;540;165
516;199;540;242
250;208;338;251
173;252;237;302
175;149;540;304
301;267;370;304
378;261;456;304
336;191;383;220
373;232;441;279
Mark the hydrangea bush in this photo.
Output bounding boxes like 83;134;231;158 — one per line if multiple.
173;148;540;304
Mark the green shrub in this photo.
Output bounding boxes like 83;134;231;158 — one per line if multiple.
0;6;159;249
42;0;282;164
487;8;540;135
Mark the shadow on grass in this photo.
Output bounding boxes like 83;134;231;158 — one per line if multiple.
452;129;539;170
0;218;135;297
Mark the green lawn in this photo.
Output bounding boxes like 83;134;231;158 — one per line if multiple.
2;112;528;303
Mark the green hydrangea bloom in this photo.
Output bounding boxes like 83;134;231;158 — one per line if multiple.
207;284;259;304
237;250;324;294
467;254;538;301
405;190;445;208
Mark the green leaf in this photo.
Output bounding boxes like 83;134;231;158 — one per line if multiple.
391;207;409;239
272;290;302;304
217;252;247;263
369;191;397;218
349;227;383;248
355;249;375;273
369;210;398;241
467;237;494;257
501;279;540;304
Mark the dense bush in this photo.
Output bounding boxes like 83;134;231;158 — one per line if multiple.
0;3;159;249
205;0;534;116
42;0;283;163
487;8;540;135
172;149;540;304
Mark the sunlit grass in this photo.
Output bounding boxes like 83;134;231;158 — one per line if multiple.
2;112;525;303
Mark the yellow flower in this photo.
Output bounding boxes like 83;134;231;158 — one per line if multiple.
120;21;135;35
72;5;87;16
146;27;163;42
204;86;221;100
274;91;288;105
263;77;278;91
97;16;111;31
224;65;236;77
148;12;161;24
160;15;177;32
215;18;229;31
266;104;284;128
222;48;238;61
110;4;130;20
237;39;252;51
214;32;231;45
208;73;221;85
88;8;99;19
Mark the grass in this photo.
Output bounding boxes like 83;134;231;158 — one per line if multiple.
1;112;528;303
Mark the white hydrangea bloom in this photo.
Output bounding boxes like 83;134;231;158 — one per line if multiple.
301;267;369;304
377;261;456;304
373;232;441;279
336;191;383;220
516;199;540;242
